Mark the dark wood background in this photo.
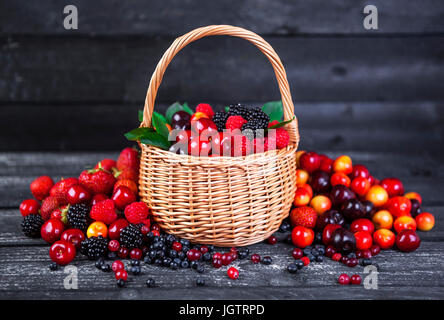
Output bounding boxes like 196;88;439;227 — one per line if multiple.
1;0;443;154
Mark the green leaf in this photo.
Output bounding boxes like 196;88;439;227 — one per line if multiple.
152;112;170;140
165;102;193;123
262;101;283;122
267;116;295;129
138;110;144;122
224;106;230;112
124;127;154;141
140;131;171;150
153;111;166;124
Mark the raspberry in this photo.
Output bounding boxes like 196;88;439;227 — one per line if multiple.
275;128;290;149
195;103;214;118
231;135;252;157
90;199;117;225
225;116;247;131
290;206;317;228
124;202;149;224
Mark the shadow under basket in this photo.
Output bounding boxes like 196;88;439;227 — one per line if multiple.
138;25;300;247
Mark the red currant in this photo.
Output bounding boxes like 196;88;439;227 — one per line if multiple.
200;245;209;254
325;245;336;258
267;235;277;245
112;260;124;272
213;252;222;260
172;241;182;252
251;254;261;264
292;248;303;259
370;244;381;256
212;258;222;268
115;269;128;281
332;253;342;261
108;240;120;252
118;246;129;259
227;267;239;280
338;273;351;285
301;256;310;266
187;249;202;261
350;274;362;285
130;248;142;260
350;164;370;179
221;252;233;266
346;258;359;267
380;177;404;197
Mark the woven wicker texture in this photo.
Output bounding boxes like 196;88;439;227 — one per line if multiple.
139;25;300;246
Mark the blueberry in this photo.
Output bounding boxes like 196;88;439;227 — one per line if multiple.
49;262;58;271
170;262;179;270
311;249;320;257
130;259;141;266
287;263;298;274
303;247;312;256
306;254;315;261
162;258;172;267
144;256;153;264
196;264;205;274
107;251;117;260
361;258;372;266
117;279;125;288
202;252;211;261
196;277;205;286
190;261;199;269
261;256;272;265
101;264;111;272
295;260;304;269
180;260;189;268
95;258;105;269
130;265;141;275
315;256;324;262
347;252;357;259
146;278;155;288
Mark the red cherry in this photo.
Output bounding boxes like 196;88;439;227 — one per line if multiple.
115;269;128;281
354;231;373;250
319;155;333;173
66;184;91;205
189;137;212;157
108;239;120;252
292;248;303;259
129;248;142;260
322;224;342;246
91;194;108;206
41;218;65;243
350;218;375;234
299;152;321;173
338;273;351;285
19;199;41;217
350;177;371;197
112;260;124;272
395;230;421;252
49;240;76;266
350;164;370;179
61;228;85;249
380;178;404;197
385;196;411;218
291;226;315;248
108;219;130;240
111;186;136;211
227;267;239;280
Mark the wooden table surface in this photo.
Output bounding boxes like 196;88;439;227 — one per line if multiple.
0;151;443;300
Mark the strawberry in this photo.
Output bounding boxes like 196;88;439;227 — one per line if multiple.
124;202;149;224
79;168;116;195
290;206;317;229
41;195;67;220
50;177;79;200
94;159;117;172
115;167;139;182
30;176;54;201
90;199;117;225
116;147;140;171
268;120;280;128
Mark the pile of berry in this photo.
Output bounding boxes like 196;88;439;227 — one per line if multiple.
285;151;435;284
167;103;290;156
18;147;436;288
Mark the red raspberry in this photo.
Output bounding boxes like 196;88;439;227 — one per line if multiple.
231;135;251;156
225;116;247;131
195;103;214;118
301;256;310;266
268;120;280;128
30;176;54;201
275;128;290;149
90;199;117;225
124;202;150;224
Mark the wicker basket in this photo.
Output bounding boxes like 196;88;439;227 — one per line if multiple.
138;25;300;247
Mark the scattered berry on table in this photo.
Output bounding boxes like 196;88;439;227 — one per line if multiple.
267;235;277;245
338;274;351;285
350;274;362;285
196;277;205;286
146;278;156;288
112;260;124;272
115;269;128;281
261;256;272;265
251;254;261;264
116;279;125;288
227;267;239;280
21;214;44;238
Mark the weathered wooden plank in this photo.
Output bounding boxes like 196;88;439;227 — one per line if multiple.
1;102;443;152
0;242;443;299
2;206;443;246
1;0;443;36
1;36;443;103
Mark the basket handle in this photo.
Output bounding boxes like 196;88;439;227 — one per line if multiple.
141;25;299;143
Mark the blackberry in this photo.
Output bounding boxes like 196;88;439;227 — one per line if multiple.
119;224;143;249
67;204;89;231
241;120;266;140
212;111;229;132
80;236;108;260
21;214;44;238
228;103;250;118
